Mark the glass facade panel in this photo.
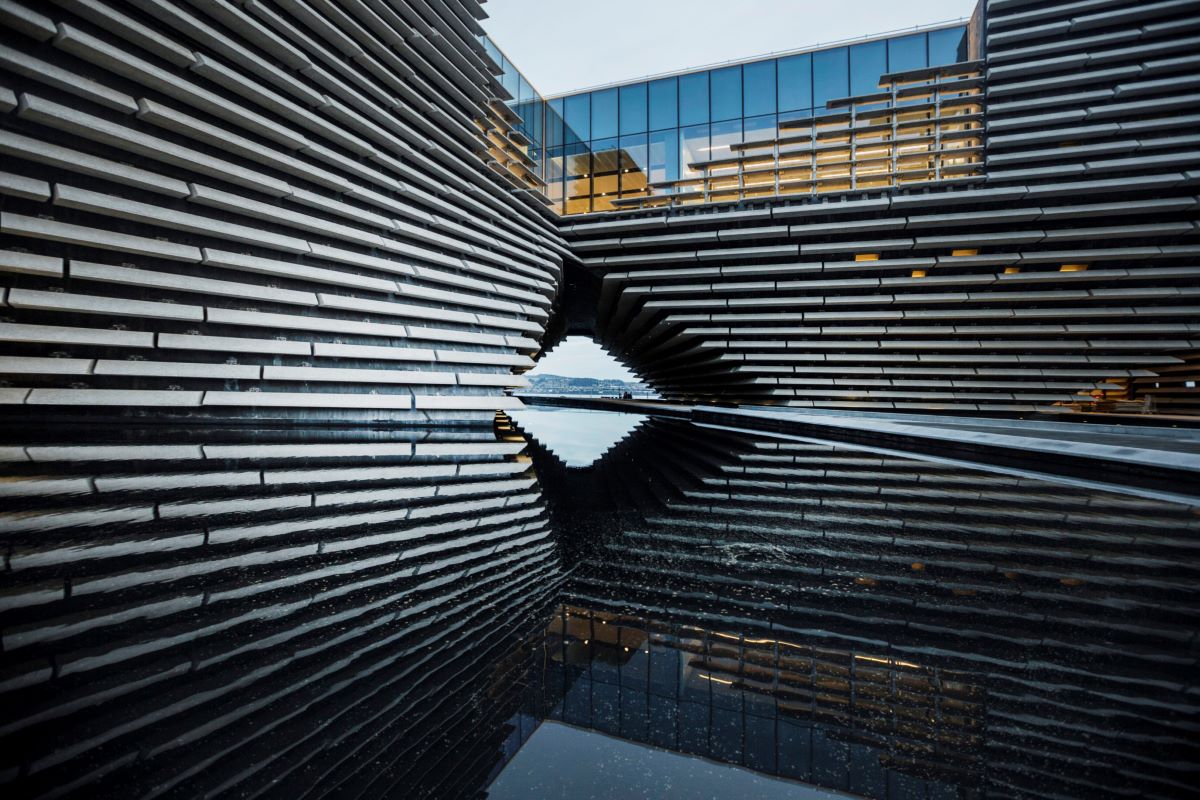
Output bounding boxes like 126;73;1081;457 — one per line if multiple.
648;77;678;131
524;22;973;213
546;98;565;149
850;40;888;95
591;87;618;140
743;114;777;144
680;124;709;179
812;46;849;110
888;33;927;73
619;133;649;194
545;147;565;213
777;53;812;114
565;141;591;214
928;26;967;65
649;129;680;184
710;119;742;161
591;137;620;210
500;55;520;98
619;83;648;135
710;65;742;121
743;60;776;117
679;71;709;126
564;92;590;143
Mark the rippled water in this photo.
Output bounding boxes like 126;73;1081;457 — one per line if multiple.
1;410;1197;799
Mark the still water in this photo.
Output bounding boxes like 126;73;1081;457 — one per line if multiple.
0;409;1197;799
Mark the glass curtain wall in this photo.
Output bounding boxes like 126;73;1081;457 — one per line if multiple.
544;25;966;214
484;25;969;214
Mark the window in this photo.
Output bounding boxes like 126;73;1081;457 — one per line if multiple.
680;124;709;179
888;33;927;73
649;129;680;184
546;98;565;149
710;65;742;121
849;40;887;96
812;46;848;110
777;53;812;113
743;60;776;117
565;141;591;214
928;25;967;65
679;71;709;126
648;77;678;131
710;119;742;161
619;83;648;135
591;88;618;140
743;114;776;144
619;133;649;193
564;93;590;143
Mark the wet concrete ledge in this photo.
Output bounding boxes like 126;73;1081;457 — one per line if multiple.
521;395;1200;501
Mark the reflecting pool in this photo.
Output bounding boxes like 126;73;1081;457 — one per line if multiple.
1;410;1197;799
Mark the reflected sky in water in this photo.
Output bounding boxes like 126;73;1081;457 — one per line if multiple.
0;409;1197;799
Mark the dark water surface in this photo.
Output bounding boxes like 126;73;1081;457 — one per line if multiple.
1;409;1197;799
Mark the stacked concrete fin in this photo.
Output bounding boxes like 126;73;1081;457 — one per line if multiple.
535;418;1200;799
0;425;560;797
562;0;1200;414
0;0;566;424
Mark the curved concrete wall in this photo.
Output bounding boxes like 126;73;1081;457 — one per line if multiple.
563;0;1200;414
0;0;565;424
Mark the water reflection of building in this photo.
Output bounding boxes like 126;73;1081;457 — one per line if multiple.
0;423;561;798
519;415;1200;800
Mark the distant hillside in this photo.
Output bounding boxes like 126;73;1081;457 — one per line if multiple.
520;374;655;396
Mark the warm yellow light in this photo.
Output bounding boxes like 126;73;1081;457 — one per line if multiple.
1060;263;1088;272
911;270;926;278
1004;267;1020;274
952;249;978;256
699;673;735;686
855;253;879;262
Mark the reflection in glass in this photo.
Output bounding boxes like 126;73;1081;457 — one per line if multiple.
564;91;590;143
648;76;678;131
679;71;709;126
565;140;592;214
680;123;710;179
709;118;743;162
590;137;620;210
710;65;742;121
545;97;565;149
591;87;619;140
618;133;649;200
743;59;776;117
618;82;647;136
929;25;968;65
813;46;849;107
649;129;680;185
850;39;888;96
887;32;927;73
549;24;970;213
777;52;812;114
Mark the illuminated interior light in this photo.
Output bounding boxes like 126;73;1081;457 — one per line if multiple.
1060;264;1088;272
699;673;735;686
951;249;978;257
1004;267;1020;274
855;253;879;262
911;270;927;278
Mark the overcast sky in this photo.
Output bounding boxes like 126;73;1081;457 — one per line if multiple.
529;337;639;381
481;0;976;96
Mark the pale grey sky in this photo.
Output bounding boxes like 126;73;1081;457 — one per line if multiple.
530;337;638;381
481;0;976;96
